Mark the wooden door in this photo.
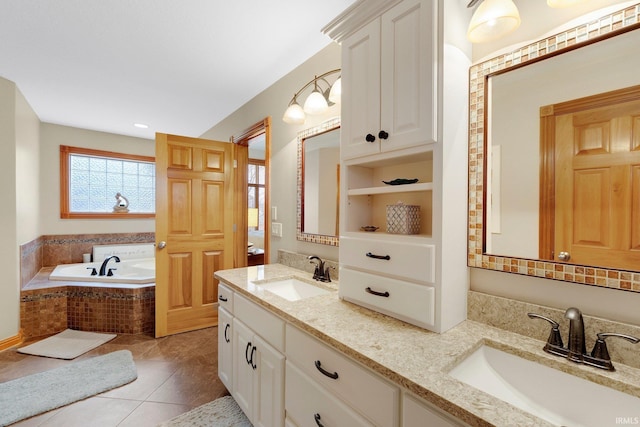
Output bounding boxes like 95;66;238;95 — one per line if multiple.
545;89;640;270
155;133;234;337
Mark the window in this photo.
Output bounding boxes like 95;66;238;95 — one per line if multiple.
60;145;155;219
247;159;266;231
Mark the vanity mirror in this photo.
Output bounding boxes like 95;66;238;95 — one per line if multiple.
297;117;340;246
468;3;640;291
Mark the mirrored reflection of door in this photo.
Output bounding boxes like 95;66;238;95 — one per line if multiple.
540;86;640;270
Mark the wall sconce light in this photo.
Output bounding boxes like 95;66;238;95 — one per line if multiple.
467;0;521;43
283;69;341;124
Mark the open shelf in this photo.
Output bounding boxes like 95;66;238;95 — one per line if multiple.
348;182;433;196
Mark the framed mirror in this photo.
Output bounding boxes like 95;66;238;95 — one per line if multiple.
468;3;640;291
297;117;340;246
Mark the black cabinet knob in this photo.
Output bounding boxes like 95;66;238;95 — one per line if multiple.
378;130;389;140
365;133;376;143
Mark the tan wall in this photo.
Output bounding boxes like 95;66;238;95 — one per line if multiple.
200;42;342;263
39;123;155;235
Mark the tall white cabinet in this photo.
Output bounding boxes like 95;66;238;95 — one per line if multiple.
324;0;471;333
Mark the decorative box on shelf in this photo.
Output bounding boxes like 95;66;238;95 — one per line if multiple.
386;202;420;235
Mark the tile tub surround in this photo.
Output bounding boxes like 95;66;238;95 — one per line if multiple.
20;232;155;288
21;269;155;340
215;264;640;427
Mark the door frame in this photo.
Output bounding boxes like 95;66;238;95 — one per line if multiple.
232;117;272;266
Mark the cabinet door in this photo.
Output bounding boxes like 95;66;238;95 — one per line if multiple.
252;334;285;427
232;318;254;419
380;0;437;152
341;18;381;160
218;307;233;392
403;392;464;427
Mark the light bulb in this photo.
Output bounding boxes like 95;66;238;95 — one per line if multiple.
328;77;342;104
303;90;329;115
467;0;520;43
282;102;305;124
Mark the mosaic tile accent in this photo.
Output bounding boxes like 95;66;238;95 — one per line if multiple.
20;285;155;339
467;4;640;292
296;117;340;247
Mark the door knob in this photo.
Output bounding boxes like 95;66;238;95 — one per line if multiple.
558;251;570;261
157;241;166;249
365;133;376;143
378;130;389;140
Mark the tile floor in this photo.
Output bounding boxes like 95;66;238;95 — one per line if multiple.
0;327;229;426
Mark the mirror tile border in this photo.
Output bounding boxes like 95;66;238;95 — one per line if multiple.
467;4;640;292
296;116;340;246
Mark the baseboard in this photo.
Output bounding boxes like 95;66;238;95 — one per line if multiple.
0;329;24;351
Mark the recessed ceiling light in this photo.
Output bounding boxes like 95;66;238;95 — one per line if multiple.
134;123;149;129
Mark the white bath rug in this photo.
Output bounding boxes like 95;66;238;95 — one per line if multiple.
158;395;252;427
17;329;117;359
0;350;137;427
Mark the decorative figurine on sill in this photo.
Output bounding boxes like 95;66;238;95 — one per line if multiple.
113;192;130;213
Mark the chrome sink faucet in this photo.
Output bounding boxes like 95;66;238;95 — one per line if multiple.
529;307;640;371
99;255;120;276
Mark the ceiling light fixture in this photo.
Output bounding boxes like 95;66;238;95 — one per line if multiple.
283;69;341;124
134;123;149;129
466;0;521;43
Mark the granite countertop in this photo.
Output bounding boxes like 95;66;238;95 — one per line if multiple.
214;264;640;427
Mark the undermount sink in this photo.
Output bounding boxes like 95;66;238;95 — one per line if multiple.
254;277;331;301
449;344;640;427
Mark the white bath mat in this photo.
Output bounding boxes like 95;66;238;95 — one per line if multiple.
18;329;117;359
158;395;251;427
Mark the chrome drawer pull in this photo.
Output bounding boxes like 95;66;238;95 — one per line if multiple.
366;252;390;260
218;295;228;302
366;287;390;298
315;360;339;379
314;413;324;427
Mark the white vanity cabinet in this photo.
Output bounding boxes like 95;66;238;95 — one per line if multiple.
285;324;399;427
402;392;467;427
325;0;471;333
339;0;437;161
217;284;234;391
229;292;285;427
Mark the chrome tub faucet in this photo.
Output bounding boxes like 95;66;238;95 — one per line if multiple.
528;307;639;371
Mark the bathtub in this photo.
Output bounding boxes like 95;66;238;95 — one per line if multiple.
49;257;155;285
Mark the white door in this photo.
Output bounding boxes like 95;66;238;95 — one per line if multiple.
232;318;254;418
380;0;437;153
252;334;285;427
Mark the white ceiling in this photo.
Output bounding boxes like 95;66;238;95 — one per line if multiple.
0;0;355;140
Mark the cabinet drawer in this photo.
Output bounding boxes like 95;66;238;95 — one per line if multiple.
340;236;435;283
285;361;375;427
234;293;285;352
217;283;234;313
286;324;398;427
339;268;435;328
